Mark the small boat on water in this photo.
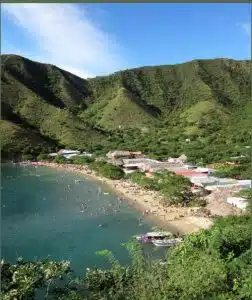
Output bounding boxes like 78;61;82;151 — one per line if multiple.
19;162;29;167
136;231;173;243
75;179;86;183
80;204;85;212
152;238;183;247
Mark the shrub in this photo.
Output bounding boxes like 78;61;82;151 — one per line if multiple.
130;171;196;206
88;161;125;180
71;155;95;165
188;198;207;207
233;189;252;199
98;164;125;180
37;153;49;161
54;155;68;164
22;154;34;161
155;172;195;205
214;165;250;180
130;172;160;190
89;161;107;171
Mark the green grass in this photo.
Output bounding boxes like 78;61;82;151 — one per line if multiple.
233;189;252;199
97;87;157;130
181;101;216;124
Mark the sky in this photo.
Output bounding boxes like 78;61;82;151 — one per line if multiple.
1;3;251;78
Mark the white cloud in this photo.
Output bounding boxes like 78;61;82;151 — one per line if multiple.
2;3;125;78
239;22;251;37
59;65;95;79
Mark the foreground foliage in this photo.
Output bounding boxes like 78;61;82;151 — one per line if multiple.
2;216;251;299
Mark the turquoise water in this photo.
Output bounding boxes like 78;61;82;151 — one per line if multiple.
1;164;158;275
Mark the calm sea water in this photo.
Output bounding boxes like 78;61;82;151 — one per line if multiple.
1;164;160;275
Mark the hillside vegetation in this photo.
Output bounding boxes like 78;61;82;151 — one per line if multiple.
1;54;251;162
2;215;251;299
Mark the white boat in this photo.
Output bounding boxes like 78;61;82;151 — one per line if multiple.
75;179;86;183
80;204;85;212
136;231;173;243
152;238;183;247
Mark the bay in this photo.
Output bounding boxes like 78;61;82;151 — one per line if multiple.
1;164;160;275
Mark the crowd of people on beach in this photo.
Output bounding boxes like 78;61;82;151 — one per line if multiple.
24;160;213;233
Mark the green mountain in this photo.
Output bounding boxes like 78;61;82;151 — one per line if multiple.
1;54;251;162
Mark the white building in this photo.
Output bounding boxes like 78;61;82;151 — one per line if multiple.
58;149;80;159
195;167;215;174
123;158;157;169
48;153;58;157
184;164;197;170
58;149;80;155
80;152;93;157
167;154;187;164
237;180;251;189
190;177;219;188
226;197;248;210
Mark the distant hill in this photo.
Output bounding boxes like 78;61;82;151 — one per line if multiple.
1;54;251;162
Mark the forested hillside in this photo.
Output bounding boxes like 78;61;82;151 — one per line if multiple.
1;54;251;162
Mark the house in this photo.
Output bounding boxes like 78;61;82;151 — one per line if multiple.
226;197;248;210
58;149;80;155
106;151;144;160
174;170;208;178
237;180;251;189
195;167;215;174
81;152;93;157
167;154;187;164
107;151;131;159
147;162;174;173
167;157;177;163
108;159;124;167
122;158;157;173
204;179;240;191
48;153;58;157
131;152;145;157
183;163;197;170
58;149;81;159
190;177;219;188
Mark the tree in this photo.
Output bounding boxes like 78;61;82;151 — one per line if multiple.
37;153;49;161
55;155;68;164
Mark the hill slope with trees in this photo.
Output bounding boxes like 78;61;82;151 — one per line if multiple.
1;54;251;162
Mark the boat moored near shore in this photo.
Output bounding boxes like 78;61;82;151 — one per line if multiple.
152;237;183;247
136;231;173;243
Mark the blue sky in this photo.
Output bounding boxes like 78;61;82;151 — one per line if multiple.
1;3;251;78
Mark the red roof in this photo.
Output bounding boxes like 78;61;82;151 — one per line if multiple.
174;170;208;177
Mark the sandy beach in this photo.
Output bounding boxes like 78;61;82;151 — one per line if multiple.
28;161;216;234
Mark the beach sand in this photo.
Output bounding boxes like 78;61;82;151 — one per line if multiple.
30;161;213;234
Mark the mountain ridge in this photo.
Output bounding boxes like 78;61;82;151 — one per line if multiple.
1;54;251;162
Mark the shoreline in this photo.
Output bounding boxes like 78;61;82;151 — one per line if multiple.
26;161;213;234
